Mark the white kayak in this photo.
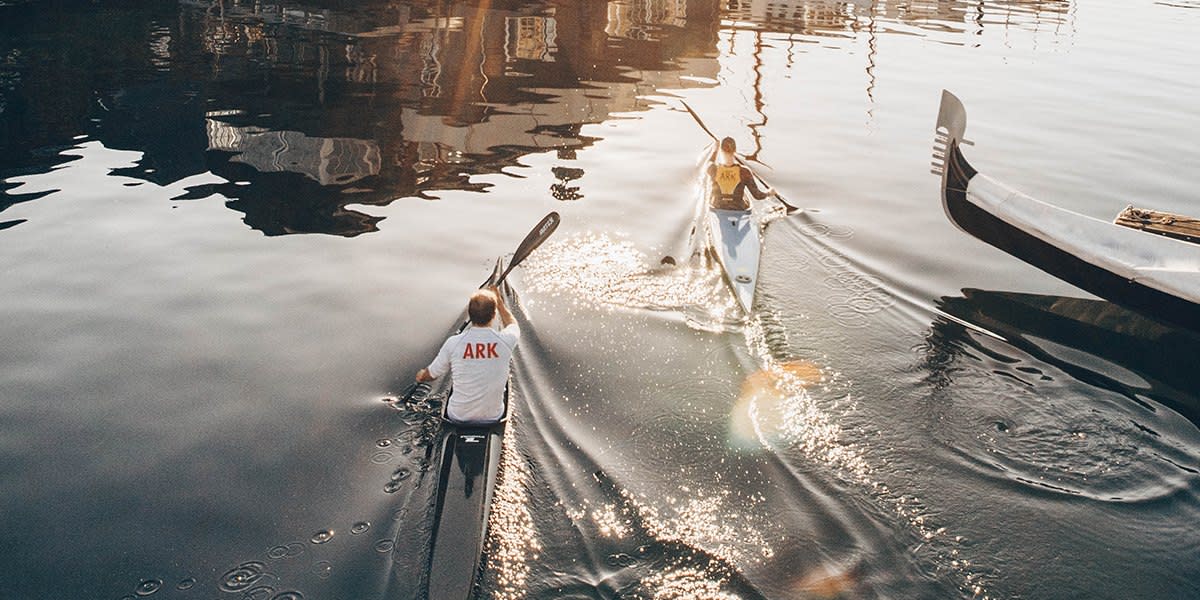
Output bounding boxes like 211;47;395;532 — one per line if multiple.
708;208;761;313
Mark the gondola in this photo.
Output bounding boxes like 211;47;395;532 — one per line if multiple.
932;90;1200;330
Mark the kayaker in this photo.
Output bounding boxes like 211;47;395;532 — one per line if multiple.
415;287;519;424
708;136;773;211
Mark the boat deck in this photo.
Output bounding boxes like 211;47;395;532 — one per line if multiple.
1114;206;1200;245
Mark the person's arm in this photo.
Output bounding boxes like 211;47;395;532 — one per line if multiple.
416;336;454;382
489;286;515;328
742;167;773;200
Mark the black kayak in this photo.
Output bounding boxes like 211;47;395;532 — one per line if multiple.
407;257;513;600
424;391;508;600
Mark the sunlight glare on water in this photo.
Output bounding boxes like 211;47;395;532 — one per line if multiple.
523;233;739;327
737;316;998;599
483;416;541;600
1;0;1198;598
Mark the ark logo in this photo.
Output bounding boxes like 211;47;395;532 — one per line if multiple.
463;343;499;359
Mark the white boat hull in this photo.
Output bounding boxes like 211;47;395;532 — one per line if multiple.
708;208;761;313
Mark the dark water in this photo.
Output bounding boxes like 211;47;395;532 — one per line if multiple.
2;1;1198;599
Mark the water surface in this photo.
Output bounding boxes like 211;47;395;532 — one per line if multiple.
1;1;1198;598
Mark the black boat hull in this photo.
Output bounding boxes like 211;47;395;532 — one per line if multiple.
425;420;506;600
935;90;1200;331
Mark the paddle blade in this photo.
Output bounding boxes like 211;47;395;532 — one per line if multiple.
496;211;560;284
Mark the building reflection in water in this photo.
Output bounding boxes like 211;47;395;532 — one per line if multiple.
168;0;724;235
0;0;1075;236
206;116;381;186
719;0;1070;37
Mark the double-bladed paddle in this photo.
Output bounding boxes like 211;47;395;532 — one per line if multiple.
680;101;803;214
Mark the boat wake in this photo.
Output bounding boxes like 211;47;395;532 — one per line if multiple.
476;315;776;599
521;232;741;330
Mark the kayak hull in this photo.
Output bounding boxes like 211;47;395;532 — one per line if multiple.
425;415;506;600
708;208;761;313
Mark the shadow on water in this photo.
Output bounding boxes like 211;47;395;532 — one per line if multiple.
932;289;1200;430
918;289;1200;508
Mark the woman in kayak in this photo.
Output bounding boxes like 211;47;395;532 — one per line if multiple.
708;136;773;211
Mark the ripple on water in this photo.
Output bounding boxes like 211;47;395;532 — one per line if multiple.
134;579;161;596
933;344;1193;503
370;451;394;464
267;542;306;560
821;265;896;329
798;221;854;239
313;560;334;579
629;409;722;472
374;539;395;553
175;578;196;591
220;561;269;592
310;530;334;544
351;521;371;534
607;552;636;568
241;585;276;600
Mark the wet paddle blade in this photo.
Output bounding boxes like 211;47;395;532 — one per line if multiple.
496;211;561;285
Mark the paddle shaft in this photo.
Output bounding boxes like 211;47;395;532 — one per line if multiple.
680;101;801;214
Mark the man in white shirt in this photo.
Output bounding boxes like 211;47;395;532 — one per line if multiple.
415;286;519;424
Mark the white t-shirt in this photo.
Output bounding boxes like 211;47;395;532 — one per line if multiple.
427;322;520;423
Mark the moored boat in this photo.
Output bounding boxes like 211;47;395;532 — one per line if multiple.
932;90;1200;330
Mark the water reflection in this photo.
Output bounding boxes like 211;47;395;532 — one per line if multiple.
720;0;1071;37
0;0;1080;236
206;117;381;186
930;289;1200;428
1;0;723;235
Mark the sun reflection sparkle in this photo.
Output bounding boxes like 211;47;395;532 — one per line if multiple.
736;316;996;598
522;233;738;323
482;414;541;600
